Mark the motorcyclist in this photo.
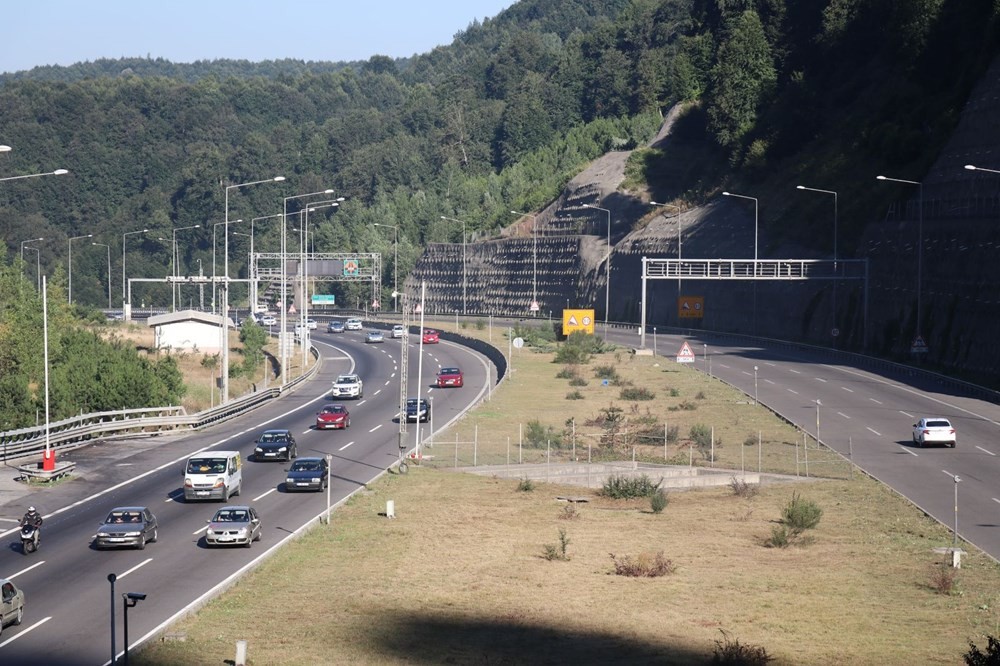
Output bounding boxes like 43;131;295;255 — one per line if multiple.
20;506;43;547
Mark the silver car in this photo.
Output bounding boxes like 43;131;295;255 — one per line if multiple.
205;506;262;548
0;578;25;638
94;506;158;550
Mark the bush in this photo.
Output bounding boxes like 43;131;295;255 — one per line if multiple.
555;366;578;379
569;376;588;387
712;630;773;665
609;551;675;577
620;386;655;401
669;387;680;397
566;390;584;400
782;492;823;532
696;391;707;400
690;423;713;453
593;364;619;380
665;424;679;442
559;505;580;520
599;474;663;499
650;489;668;514
930;564;958;595
517;477;535;492
766;525;792;548
525;419;563;448
965;635;1000;665
543;528;571;561
554;344;590;364
729;476;759;498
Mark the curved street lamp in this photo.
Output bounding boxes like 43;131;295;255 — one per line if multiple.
68;233;93;304
0;168;68;184
374;223;399;313
92;242;113;309
583;203;612;338
441;216;470;314
876;175;923;343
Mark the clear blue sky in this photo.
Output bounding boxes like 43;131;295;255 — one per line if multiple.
1;0;516;75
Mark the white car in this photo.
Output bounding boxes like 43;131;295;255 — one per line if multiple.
912;417;956;448
307;318;318;330
331;374;363;399
391;325;406;339
260;315;277;326
345;318;363;331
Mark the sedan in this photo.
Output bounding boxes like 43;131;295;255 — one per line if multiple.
307;318;318;330
437;367;464;388
316;404;350;429
391;325;406;339
254;429;298;461
205;506;262;547
345;318;363;331
93;506;158;550
284;457;330;492
261;315;277;326
405;397;431;423
422;329;440;344
327;320;345;334
366;330;385;344
912;417;956;448
0;578;25;638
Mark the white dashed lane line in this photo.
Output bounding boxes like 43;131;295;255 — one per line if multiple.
339;441;354;451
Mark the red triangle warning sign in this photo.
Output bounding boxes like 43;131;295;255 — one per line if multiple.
676;341;696;363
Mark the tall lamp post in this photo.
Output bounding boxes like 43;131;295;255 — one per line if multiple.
20;237;44;284
122;228;149;316
650;201;682;302
441;216;469;314
0;167;69;184
722;191;759;334
249;213;285;310
374;223;399;313
24;244;42;291
298;198;342;370
876;175;923;343
796;185;839;338
583;203;612;338
92;242;112;309
510;210;539;315
67;233;93;304
170;224;200;311
222;176;285;404
281;189;333;386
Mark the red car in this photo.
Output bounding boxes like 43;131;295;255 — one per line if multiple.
422;329;440;344
316;404;350;430
437;367;464;388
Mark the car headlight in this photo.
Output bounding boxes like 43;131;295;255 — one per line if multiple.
286;477;295;484
311;477;322;483
278;446;287;452
236;527;248;536
124;531;141;537
255;447;263;453
206;527;215;535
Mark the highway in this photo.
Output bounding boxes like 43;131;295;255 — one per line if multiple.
0;326;493;665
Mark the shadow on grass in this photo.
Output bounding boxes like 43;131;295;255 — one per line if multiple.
368;611;705;664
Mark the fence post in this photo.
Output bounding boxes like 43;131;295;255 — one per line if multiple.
804;430;809;477
519;422;523;464
849;436;854;480
758;431;762;473
711;426;715;467
454;432;458;469
664;422;667;461
474;424;478;467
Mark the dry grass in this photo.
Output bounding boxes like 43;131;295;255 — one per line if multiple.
97;321;312;413
133;321;1000;665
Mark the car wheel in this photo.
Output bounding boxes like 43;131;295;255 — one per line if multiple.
223;486;230;503
137;535;146;551
234;482;241;497
347;418;351;428
244;539;252;549
292;446;297;459
151;528;158;543
14;605;23;626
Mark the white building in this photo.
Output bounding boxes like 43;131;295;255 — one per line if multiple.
147;310;234;353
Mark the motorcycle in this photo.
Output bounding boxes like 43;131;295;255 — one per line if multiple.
20;524;39;555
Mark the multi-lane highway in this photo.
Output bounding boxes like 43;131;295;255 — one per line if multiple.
0;325;493;665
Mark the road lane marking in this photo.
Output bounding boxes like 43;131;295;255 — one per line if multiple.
943;470;959;480
786;389;799;395
837;412;850;419
301;428;312;435
3;561;46;580
253;488;277;502
816;378;827;383
369;424;383;433
118;557;153;579
899;446;918;457
976;446;996;456
373;389;381;396
788;368;801;374
866;427;882;436
764;379;775;384
741;370;751;376
841;387;854;393
899;410;915;418
339;441;354;451
869;398;883;405
193;525;209;535
0;617;52;648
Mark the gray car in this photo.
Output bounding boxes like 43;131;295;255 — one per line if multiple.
94;506;158;550
0;579;25;638
205;506;262;548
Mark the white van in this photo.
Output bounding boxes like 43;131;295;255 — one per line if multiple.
183;450;242;502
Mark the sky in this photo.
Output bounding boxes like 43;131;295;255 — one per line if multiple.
1;0;517;75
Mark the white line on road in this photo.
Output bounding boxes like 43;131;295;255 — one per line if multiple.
118;557;153;579
373;389;381;396
900;446;918;457
837;412;851;419
866;427;882;436
3;561;46;580
764;379;775;385
841;386;854;393
899;410;915;418
943;469;959;480
741;370;751;376
993;498;1000;505
193;525;208;535
369;424;383;433
301;428;312;435
0;517;20;523
976;446;996;456
816;378;827;383
788;368;801;374
718;363;731;369
869;398;883;405
786;389;799;395
339;441;354;451
253;488;277;502
0;616;52;648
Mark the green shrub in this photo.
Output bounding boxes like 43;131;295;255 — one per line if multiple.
729;476;759;498
669;387;680;397
782;492;822;532
690;423;713;451
569;376;588;387
475;320;485;330
712;630;773;664
665;424;679;442
517;477;535;492
599;474;663;499
620;386;654;400
554;344;590;364
609;551;675;577
650;489;668;513
593;364;618;379
555;366;578;379
543;528;571;561
566;390;584;400
766;525;791;548
525;419;564;448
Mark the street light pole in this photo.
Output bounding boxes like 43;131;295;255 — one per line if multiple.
122;229;149;316
23;245;42;291
92;242;112;309
0;168;69;184
722;191;758;264
583;203;612;338
68;233;93;304
249;213;285;309
510;211;539;315
877;175;923;342
441;216;469;315
650;200;682;303
282;189;334;386
753;365;759;405
20;237;44;286
171;224;200;311
374;223;399;313
222;176;285;404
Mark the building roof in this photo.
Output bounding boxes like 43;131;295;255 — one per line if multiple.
146;309;234;327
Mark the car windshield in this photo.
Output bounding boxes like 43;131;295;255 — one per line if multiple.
337;376;358;384
926;420;951;428
407;399;426;408
441;368;460;375
188;458;227;474
214;510;248;523
292;460;323;472
106;511;142;524
324;406;346;414
258;432;288;442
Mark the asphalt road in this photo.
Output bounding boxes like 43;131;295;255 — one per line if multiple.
0;327;492;665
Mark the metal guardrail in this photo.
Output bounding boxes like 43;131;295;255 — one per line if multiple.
0;344;323;464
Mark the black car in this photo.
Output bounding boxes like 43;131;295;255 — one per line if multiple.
284;457;330;492
405;398;431;423
253;429;297;462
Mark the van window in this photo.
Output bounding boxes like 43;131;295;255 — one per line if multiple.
188;458;227;474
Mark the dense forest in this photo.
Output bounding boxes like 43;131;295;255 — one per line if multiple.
1;0;998;424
